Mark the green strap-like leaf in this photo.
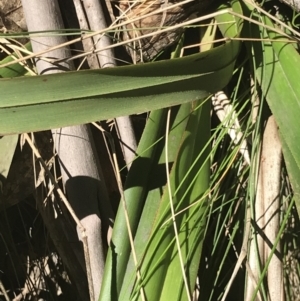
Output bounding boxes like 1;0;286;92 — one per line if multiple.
0;135;18;192
0;43;29;201
248;14;300;209
0;43;32;78
0;39;239;135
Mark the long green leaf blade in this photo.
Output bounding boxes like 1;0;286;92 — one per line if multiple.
249;14;300;208
99;108;169;301
118;103;192;301
0;43;32;78
0;41;239;135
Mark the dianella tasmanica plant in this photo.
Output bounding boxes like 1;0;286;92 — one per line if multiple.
1;0;300;300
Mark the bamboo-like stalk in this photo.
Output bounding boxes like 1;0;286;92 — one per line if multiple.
246;115;283;301
21;1;110;300
72;0;99;69
79;0;137;168
262;116;283;301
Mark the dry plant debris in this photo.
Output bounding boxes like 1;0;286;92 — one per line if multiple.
118;0;215;61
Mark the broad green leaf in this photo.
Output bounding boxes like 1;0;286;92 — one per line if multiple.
0;43;28;196
0;135;18;198
0;135;18;179
150;101;209;301
99;107;169;301
0;43;32;78
215;0;244;38
0;39;239;135
248;13;300;209
159;100;211;301
117;99;210;301
117;103;192;301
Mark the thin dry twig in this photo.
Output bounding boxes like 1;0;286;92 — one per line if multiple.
0;280;10;301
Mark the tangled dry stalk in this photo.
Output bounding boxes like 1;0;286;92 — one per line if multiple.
116;0;215;61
